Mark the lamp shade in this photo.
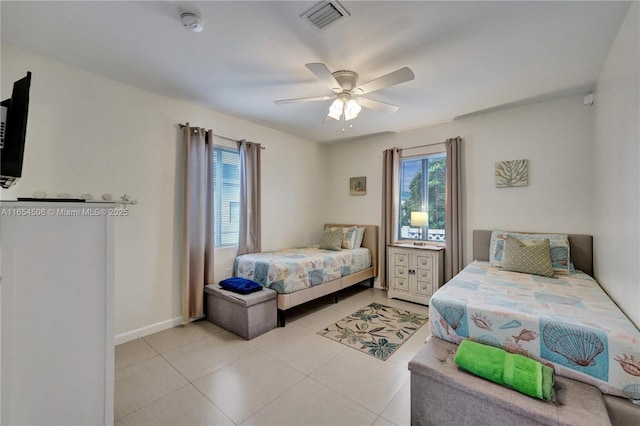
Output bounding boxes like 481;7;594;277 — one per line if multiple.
344;99;362;121
328;98;344;120
410;211;428;227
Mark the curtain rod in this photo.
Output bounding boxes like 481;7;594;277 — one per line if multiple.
401;140;447;151
178;123;265;149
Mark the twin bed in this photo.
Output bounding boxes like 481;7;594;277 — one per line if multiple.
233;224;378;326
230;225;639;421
411;230;640;425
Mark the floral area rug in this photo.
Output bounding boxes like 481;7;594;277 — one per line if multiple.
317;303;428;361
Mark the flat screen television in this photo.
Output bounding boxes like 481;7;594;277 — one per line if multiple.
1;71;32;189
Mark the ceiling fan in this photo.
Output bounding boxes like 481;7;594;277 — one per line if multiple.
274;63;415;122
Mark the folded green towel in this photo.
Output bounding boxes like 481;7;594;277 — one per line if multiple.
453;339;554;401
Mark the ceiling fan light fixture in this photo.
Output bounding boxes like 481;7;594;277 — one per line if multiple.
344;99;361;120
274;63;411;125
328;98;344;120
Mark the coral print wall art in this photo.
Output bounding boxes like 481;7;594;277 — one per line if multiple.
495;159;528;188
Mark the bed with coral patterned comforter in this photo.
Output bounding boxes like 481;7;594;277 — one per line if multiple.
429;261;640;398
234;247;371;294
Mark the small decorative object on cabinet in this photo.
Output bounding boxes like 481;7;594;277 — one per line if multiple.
387;244;444;305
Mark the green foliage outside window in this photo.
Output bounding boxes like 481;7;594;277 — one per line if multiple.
399;154;446;240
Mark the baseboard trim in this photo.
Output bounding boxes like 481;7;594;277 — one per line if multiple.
114;316;183;345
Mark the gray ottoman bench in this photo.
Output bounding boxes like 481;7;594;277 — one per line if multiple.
204;284;277;340
409;336;613;426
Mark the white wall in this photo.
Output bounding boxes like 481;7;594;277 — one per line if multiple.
1;45;328;338
594;2;639;328
4;3;637;338
325;95;595;266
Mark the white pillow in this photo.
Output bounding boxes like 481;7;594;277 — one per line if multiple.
354;227;365;248
342;226;358;249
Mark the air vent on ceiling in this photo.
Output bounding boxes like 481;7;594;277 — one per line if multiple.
301;1;350;31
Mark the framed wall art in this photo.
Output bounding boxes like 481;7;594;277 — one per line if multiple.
350;176;366;195
495;159;528;188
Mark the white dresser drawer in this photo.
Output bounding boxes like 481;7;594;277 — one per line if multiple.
416;268;433;282
394;251;409;266
393;276;409;292
416;279;433;297
416;254;433;270
395;265;408;278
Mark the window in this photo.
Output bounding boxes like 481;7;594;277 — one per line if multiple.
398;152;446;242
213;147;240;246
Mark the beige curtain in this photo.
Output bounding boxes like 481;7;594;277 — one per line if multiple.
445;137;463;282
381;147;402;288
181;123;215;322
237;140;262;255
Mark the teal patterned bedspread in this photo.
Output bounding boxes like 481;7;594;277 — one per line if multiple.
430;261;640;399
234;247;371;294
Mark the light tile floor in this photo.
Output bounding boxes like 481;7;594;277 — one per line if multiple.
115;286;431;425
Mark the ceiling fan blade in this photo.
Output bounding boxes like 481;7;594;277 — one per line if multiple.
305;63;342;91
357;97;400;114
274;95;334;105
356;67;415;94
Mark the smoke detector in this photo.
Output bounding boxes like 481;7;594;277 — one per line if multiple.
181;12;204;33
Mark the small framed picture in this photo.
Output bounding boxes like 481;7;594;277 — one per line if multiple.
350;176;366;196
495;159;528;188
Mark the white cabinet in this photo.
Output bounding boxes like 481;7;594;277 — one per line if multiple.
1;202;114;425
387;244;444;305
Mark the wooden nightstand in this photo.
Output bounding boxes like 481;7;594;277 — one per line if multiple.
387;243;444;305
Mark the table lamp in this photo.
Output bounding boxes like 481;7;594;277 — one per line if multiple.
410;211;428;244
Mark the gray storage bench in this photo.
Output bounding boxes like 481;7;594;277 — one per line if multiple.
409;336;614;426
204;284;277;340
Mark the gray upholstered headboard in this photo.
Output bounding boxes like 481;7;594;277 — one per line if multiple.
473;230;593;277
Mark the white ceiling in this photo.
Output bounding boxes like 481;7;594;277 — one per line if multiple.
0;1;631;143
